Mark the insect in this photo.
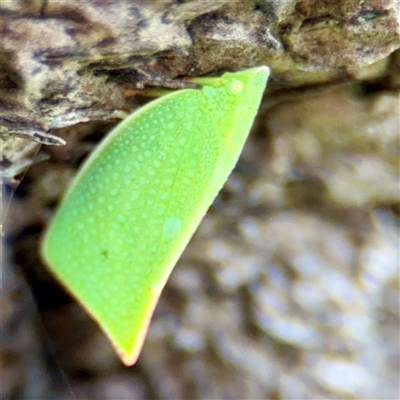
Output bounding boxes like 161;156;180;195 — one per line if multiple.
41;66;270;365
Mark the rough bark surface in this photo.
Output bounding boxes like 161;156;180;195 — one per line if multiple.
2;1;399;399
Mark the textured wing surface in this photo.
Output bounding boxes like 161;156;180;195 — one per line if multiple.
42;90;227;363
41;66;270;364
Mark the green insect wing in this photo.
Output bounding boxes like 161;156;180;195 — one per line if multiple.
41;66;270;365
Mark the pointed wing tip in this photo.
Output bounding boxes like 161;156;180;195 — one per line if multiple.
116;347;140;366
112;286;162;367
109;318;150;367
113;323;150;367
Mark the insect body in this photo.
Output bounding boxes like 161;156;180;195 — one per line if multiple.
41;66;270;365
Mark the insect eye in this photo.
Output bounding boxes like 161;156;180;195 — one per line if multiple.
229;80;244;95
